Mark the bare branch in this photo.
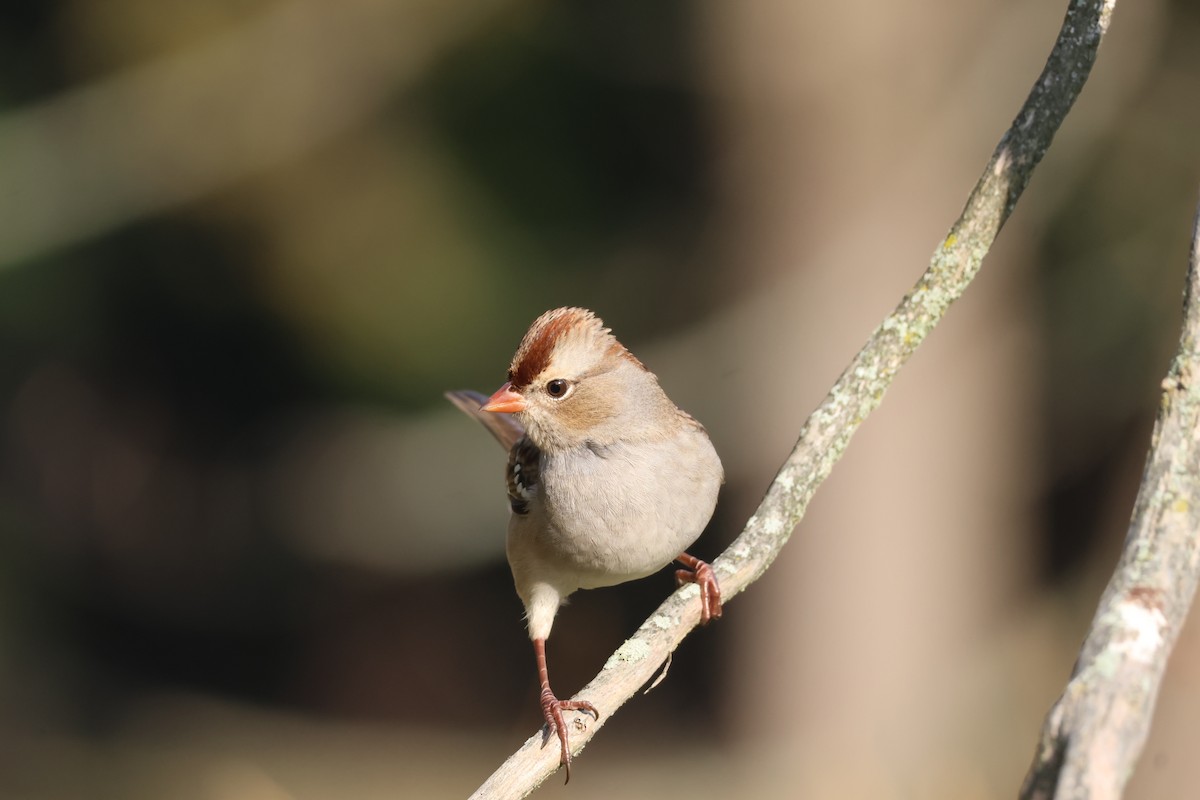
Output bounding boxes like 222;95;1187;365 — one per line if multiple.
1018;198;1200;800
471;0;1119;796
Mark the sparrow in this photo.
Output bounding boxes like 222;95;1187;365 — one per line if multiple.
447;307;724;781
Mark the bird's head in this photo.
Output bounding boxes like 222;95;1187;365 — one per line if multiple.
481;308;671;451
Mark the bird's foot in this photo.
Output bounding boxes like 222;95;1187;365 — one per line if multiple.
675;553;723;623
540;687;599;783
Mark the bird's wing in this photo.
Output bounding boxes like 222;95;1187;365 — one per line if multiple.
505;435;540;515
444;389;526;451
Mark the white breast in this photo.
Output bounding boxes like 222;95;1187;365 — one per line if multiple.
522;427;722;590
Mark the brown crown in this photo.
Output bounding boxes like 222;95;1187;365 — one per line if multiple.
507;308;640;389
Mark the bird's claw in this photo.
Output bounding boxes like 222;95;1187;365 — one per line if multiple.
675;555;723;624
540;688;599;783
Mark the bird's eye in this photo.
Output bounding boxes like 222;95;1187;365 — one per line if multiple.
545;379;569;398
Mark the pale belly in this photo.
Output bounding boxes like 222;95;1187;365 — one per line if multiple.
507;432;722;592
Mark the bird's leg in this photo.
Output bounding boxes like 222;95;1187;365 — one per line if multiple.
534;637;599;783
675;552;723;623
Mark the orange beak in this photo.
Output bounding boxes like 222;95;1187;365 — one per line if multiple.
480;382;527;414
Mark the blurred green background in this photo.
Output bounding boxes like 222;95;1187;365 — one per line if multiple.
0;1;1198;798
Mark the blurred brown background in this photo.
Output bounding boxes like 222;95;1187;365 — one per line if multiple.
0;0;1198;798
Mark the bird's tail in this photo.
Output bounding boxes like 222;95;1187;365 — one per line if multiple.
444;389;526;450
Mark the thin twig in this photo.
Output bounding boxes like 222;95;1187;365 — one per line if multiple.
470;1;1118;796
1018;197;1200;800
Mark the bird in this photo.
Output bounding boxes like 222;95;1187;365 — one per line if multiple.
446;307;724;781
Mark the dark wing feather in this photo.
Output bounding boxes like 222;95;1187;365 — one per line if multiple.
505;436;540;515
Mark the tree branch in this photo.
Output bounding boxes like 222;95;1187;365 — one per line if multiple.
471;0;1119;796
1018;198;1200;800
